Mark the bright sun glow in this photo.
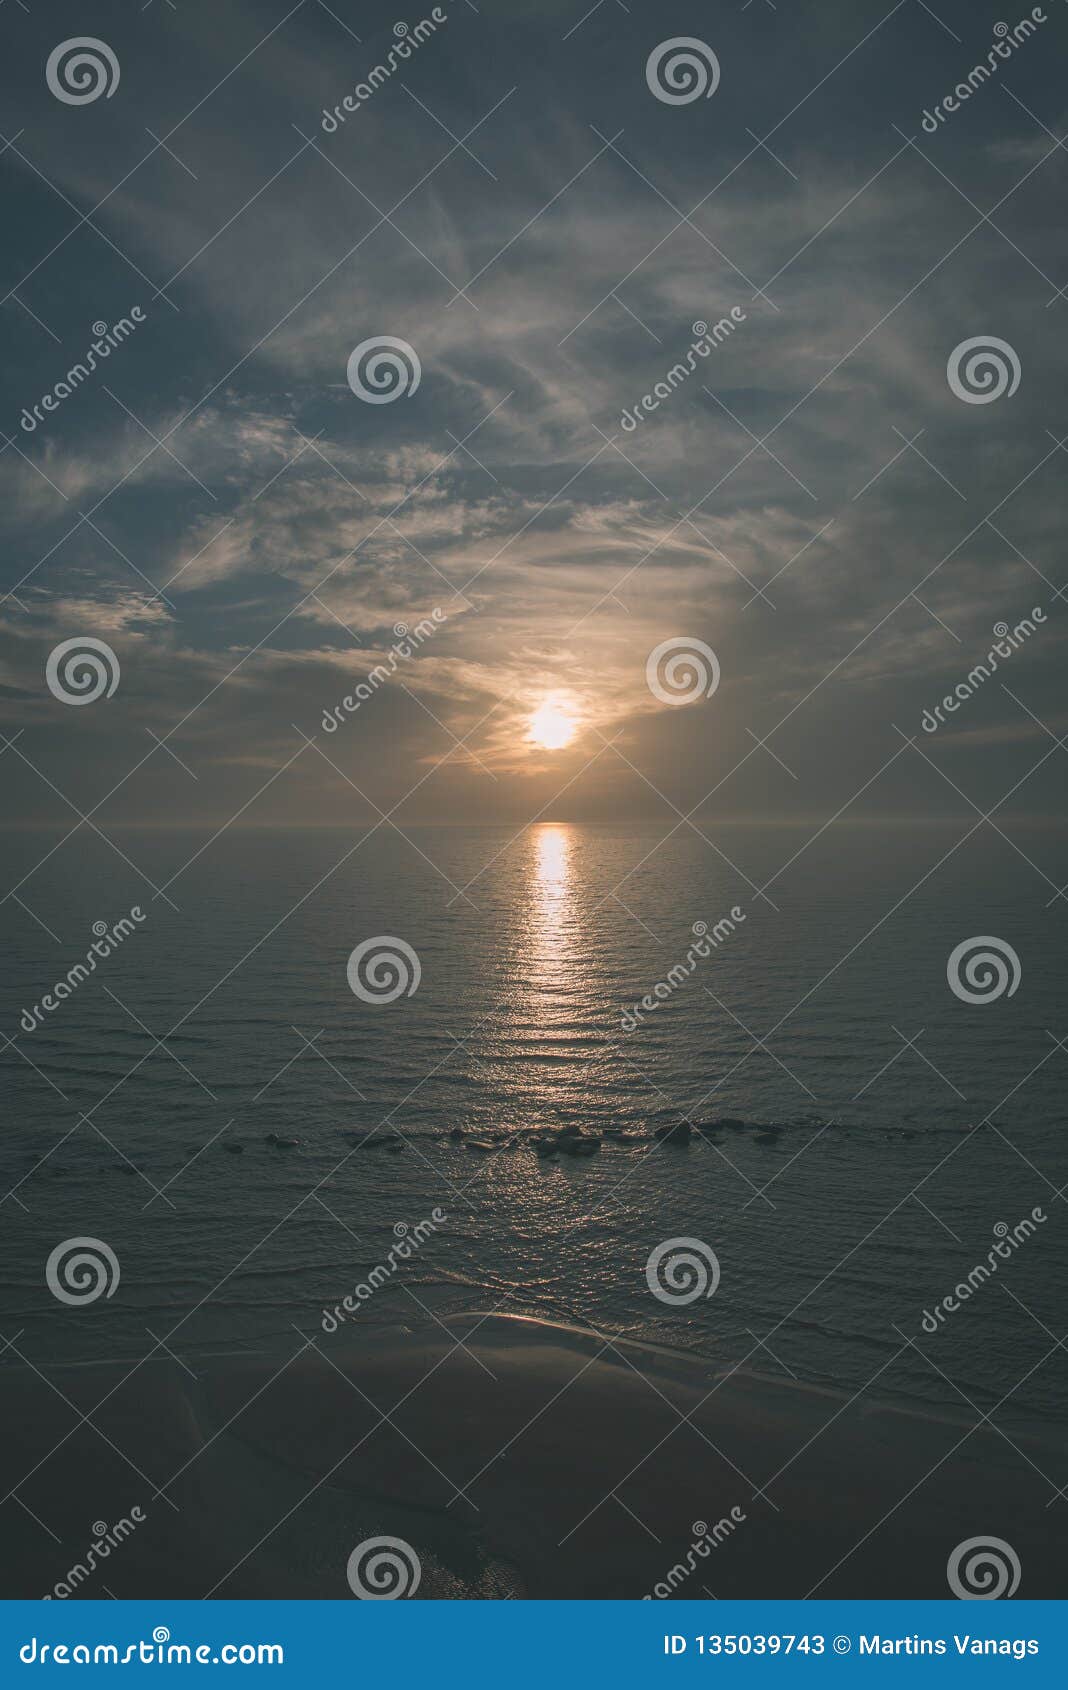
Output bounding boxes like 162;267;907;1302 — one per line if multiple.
528;701;577;750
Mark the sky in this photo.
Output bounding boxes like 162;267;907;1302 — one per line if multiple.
1;0;1066;828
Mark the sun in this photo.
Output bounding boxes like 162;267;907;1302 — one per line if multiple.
529;700;577;750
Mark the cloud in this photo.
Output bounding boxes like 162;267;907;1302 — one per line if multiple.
2;0;1066;825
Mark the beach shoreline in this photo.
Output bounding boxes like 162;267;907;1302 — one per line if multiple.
2;1312;1064;1600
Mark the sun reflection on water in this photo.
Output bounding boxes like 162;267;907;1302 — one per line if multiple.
535;822;570;901
529;823;575;987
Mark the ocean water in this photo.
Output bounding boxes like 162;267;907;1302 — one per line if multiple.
2;821;1066;1429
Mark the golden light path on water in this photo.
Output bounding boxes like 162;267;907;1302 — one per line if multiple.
524;824;582;1192
525;823;579;1069
531;823;572;956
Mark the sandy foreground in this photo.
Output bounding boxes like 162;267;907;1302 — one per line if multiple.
1;1313;1064;1599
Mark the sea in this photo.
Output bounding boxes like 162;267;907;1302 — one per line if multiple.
2;821;1065;1431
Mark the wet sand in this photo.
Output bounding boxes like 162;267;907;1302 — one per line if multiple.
2;1313;1064;1599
